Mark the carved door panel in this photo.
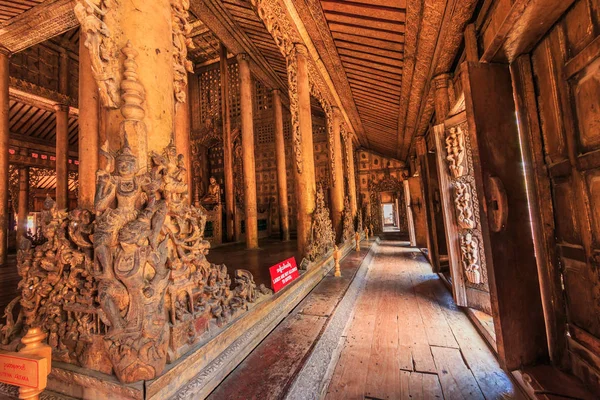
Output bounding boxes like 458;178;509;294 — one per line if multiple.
434;117;491;314
530;11;600;387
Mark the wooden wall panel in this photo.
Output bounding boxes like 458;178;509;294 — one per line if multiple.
526;0;600;390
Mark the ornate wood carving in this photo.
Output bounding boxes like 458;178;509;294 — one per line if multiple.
74;0;120;109
171;0;195;103
445;126;466;178
341;196;354;243
0;42;272;386
286;46;303;174
443;122;487;286
310;78;336;187
453;181;475;229
305;185;335;262
249;0;301;58
9;77;72;108
459;232;481;285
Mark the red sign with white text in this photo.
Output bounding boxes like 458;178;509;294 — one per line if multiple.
269;257;299;292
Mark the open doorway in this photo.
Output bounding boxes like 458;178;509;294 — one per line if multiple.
382;202;399;231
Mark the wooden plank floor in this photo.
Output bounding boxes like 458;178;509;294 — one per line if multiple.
208;241;376;400
325;240;522;400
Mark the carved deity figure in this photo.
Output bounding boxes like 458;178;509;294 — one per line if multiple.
453;181;475;230
445;126;466;178
306;185;336;261
201;176;221;205
342;196;355;244
93;136;171;382
460;233;482;285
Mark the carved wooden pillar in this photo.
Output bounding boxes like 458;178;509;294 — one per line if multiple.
59;48;69;95
238;54;258;249
100;0;175;160
221;45;235;241
273;89;290;241
0;50;9;264
433;73;451;124
343;132;357;218
16;167;29;243
78;30;99;210
55;104;69;209
288;44;317;256
330;107;345;240
174;76;192;204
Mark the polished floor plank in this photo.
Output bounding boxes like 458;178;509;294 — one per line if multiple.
325;240;520;400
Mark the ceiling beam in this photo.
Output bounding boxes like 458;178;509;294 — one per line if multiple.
0;0;78;54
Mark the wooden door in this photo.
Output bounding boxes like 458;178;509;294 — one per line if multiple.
422;150;449;272
527;5;600;388
436;62;548;369
434;116;491;314
407;176;428;248
404;180;417;246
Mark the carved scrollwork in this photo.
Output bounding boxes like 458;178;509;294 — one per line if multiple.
453;181;475;229
74;0;120;109
306;185;336;261
171;0;195;103
249;0;301;58
444;122;488;286
460;232;482;285
445;126;466;178
286;49;303;174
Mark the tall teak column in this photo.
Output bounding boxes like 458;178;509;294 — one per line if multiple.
344;133;357;217
221;45;235;241
78;30;99;210
102;0;175;160
290;44;317;256
273;89;289;241
55;104;70;209
16;167;29;243
330;107;345;241
238;54;258;249
0;50;9;264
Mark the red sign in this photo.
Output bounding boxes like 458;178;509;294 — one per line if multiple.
269;257;299;292
0;353;46;389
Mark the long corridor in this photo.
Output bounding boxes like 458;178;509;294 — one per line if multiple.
324;240;520;399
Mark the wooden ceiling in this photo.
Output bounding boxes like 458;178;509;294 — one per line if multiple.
322;0;406;154
9;99;79;147
222;0;288;83
0;0;477;162
0;0;44;22
187;15;221;65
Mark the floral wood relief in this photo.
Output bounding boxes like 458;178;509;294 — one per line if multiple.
171;0;195;103
444;123;487;286
74;0;120;108
286;47;303;174
445;126;466;178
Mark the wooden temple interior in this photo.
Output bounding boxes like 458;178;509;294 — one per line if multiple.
0;0;598;398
